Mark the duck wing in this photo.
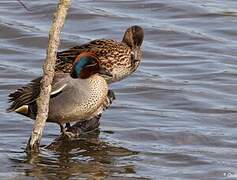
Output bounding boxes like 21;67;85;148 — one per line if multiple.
7;74;68;112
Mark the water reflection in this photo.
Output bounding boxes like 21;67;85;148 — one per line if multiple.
10;131;139;179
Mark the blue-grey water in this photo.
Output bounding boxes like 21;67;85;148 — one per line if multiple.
1;0;237;179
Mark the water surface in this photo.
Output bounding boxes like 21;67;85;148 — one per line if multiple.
1;0;237;179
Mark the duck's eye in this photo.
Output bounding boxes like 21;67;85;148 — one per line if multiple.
131;51;135;60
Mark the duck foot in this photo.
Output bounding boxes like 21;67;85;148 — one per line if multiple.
58;123;76;139
62;131;76;139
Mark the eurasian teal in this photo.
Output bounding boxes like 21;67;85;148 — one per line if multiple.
7;52;112;135
56;25;144;83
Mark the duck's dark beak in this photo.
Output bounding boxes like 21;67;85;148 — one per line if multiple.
98;68;113;77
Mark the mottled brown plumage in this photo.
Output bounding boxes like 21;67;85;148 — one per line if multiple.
56;25;144;83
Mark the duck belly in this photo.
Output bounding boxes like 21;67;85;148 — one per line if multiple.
47;77;108;124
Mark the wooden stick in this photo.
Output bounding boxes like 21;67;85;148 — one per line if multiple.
27;0;71;152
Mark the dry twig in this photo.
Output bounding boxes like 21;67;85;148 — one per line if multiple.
27;0;71;153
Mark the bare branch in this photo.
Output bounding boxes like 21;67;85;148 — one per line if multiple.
26;0;71;153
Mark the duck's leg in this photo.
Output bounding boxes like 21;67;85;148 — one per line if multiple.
59;123;65;133
58;122;75;139
65;122;70;129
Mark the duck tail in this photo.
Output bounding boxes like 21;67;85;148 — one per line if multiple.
7;89;22;112
6;77;41;113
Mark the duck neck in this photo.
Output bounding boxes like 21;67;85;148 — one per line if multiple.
87;74;106;87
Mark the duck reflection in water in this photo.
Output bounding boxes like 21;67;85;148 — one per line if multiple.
13;130;138;179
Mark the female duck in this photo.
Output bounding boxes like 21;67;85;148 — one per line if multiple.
56;25;144;83
7;52;111;135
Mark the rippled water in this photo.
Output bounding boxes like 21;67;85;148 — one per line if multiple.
1;0;237;179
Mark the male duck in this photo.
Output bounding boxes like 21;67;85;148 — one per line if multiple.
7;52;112;135
56;25;144;83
